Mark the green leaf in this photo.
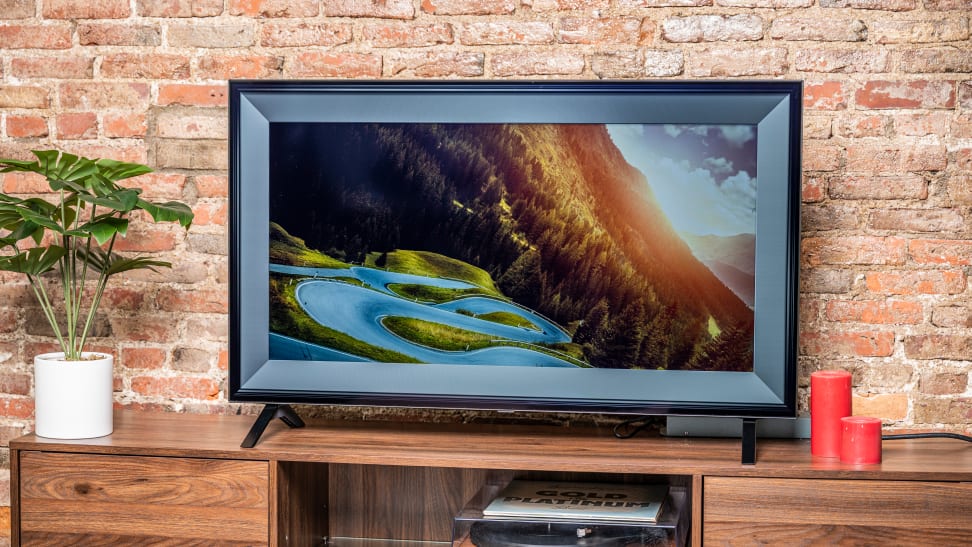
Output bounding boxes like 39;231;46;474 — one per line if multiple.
77;188;140;212
0;246;67;276
78;247;171;275
137;199;194;228
95;158;153;181
79;217;129;245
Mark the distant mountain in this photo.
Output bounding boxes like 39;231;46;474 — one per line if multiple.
681;233;756;307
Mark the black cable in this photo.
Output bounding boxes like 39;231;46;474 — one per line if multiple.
882;432;972;443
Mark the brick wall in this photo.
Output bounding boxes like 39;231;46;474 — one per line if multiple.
0;0;970;529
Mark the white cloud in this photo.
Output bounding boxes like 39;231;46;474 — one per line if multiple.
718;126;755;148
703;156;734;176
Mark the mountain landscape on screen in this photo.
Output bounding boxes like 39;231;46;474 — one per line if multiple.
267;123;756;372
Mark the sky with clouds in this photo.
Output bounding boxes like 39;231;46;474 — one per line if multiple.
606;124;757;237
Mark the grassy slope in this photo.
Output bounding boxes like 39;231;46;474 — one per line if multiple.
270;222;348;268
377;249;502;294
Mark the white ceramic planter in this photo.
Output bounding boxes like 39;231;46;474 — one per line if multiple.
34;352;114;439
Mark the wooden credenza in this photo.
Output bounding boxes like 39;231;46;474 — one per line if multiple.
9;411;972;546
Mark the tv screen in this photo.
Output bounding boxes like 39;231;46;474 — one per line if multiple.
230;81;801;418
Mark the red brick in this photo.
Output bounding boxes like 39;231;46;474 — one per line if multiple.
871;19;970;44
856;80;956;109
1;172;48;194
801;203;858;231
384;51;485;78
661;14;763;42
620;0;712;5
261;22;352;47
78;23;162;46
158;84;228;107
0;372;31;396
845;144;945;173
125;173;188;201
800;330;895;357
101;54;191;80
288;52;382;79
0;23;73;49
923;0;971;8
904;334;972;360
490;51;585;76
362;22;453;48
931;305;972;328
66;144;146;165
112;227;177;253
44;0;130;18
189;201;228;226
531;0;611;8
154;140;227;170
687;47;787;76
825;300;923;324
802;236;907;266
894;112;950;137
167;22;256;48
803;143;841;171
156;110;226;140
869;208;964;233
56;113;98;140
420;0;513;14
229;0;319;16
952;113;972;139
909;239;972;266
794;49;890;73
136;0;223;17
591;51;647;79
802;175;827;202
217;349;229;371
131;376;221;400
110;316;179;343
559;17;646;45
11;56;93;79
0;86;50;109
6;115;48;138
60;82;149;110
102;287;147;311
196;55;283;80
957;148;972;171
769;17;867;41
172;347;212;373
120;347;166;369
325;0;414;17
819;0;917;10
830;174;927;199
898;48;972;74
194;175;229;198
914;397;972;425
715;0;809;5
460;22;554;45
642;50;684;77
920;370;968;395
804;81;846;110
0;0;33;18
0;309;18;333
835;114;888;138
104;112;147;139
0;397;33;419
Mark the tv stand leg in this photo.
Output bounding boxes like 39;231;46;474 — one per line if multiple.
241;404;305;448
741;418;757;465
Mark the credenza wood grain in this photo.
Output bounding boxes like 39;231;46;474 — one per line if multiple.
703;476;972;545
18;451;269;546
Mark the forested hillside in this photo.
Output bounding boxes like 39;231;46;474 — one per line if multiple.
270;123;754;371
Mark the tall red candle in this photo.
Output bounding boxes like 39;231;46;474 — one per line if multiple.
840;416;882;464
810;370;852;457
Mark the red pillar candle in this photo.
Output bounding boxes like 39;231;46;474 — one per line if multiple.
810;370;852;457
840;416;882;464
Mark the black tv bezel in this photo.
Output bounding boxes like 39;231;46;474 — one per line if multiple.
229;80;801;419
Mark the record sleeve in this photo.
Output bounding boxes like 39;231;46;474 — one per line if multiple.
482;481;668;523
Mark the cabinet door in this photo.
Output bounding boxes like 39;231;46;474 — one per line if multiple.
18;451;269;546
703;476;972;545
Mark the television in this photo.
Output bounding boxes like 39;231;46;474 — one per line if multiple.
229;80;801;431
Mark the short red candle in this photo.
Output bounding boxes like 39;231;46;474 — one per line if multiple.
810;370;852;458
840;416;882;464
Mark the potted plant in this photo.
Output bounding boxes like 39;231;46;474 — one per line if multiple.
0;150;194;439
